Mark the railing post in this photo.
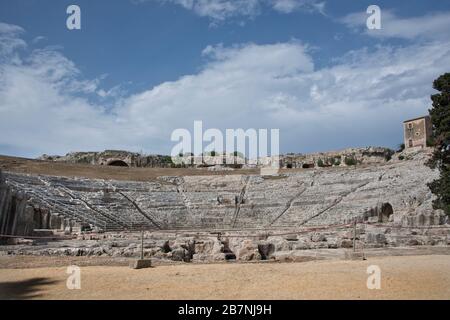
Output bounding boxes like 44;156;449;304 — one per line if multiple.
141;229;144;260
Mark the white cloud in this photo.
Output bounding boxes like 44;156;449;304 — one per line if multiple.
0;22;26;62
154;0;325;22
271;0;325;14
119;40;448;153
166;0;261;21
1;21;450;157
32;36;47;44
340;10;450;40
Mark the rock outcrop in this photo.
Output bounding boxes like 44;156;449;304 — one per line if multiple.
39;150;174;168
39;147;394;169
280;147;394;169
1;148;449;260
1;225;449;262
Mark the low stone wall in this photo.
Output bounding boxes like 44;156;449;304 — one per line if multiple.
1;225;449;262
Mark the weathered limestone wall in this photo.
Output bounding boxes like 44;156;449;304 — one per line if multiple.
2;149;447;239
280;147;394;169
39;150;173;168
39;147;394;169
1;226;449;262
0;169;68;240
0;169;31;239
2;149;448;261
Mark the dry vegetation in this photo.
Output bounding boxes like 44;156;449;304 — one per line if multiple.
0;155;260;181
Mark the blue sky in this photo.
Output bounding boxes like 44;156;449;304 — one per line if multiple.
1;0;450;157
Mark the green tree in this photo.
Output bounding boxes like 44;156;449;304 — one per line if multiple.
427;73;450;215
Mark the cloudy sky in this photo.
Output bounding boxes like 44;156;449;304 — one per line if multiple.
1;0;450;157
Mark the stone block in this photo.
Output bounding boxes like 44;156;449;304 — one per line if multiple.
344;251;365;260
129;259;152;269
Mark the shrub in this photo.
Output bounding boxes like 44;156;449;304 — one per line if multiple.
344;156;357;166
317;159;324;167
161;155;173;163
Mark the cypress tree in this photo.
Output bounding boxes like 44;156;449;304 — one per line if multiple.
427;73;450;215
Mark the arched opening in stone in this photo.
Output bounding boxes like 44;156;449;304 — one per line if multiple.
107;160;129;167
222;240;236;260
379;203;393;222
302;163;314;169
161;240;171;253
258;243;275;260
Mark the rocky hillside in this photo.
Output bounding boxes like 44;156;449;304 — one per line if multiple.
1;148;446;239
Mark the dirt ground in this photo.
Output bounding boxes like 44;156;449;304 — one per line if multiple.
0;154;358;181
0;255;449;300
0;155;260;181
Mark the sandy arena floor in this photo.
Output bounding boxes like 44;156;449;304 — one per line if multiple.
0;255;449;299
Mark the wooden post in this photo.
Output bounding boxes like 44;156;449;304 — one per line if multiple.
353;219;357;252
141;229;144;260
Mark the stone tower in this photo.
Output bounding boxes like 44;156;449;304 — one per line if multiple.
403;116;432;149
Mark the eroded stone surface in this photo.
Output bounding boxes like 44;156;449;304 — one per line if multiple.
1;225;449;263
1;149;449;262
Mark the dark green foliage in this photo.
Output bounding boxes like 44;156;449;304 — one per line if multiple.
344;156;357;166
427;73;450;215
398;155;405;161
426;136;436;147
397;143;405;152
428;171;450;215
161;155;173;164
317;159;324;167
